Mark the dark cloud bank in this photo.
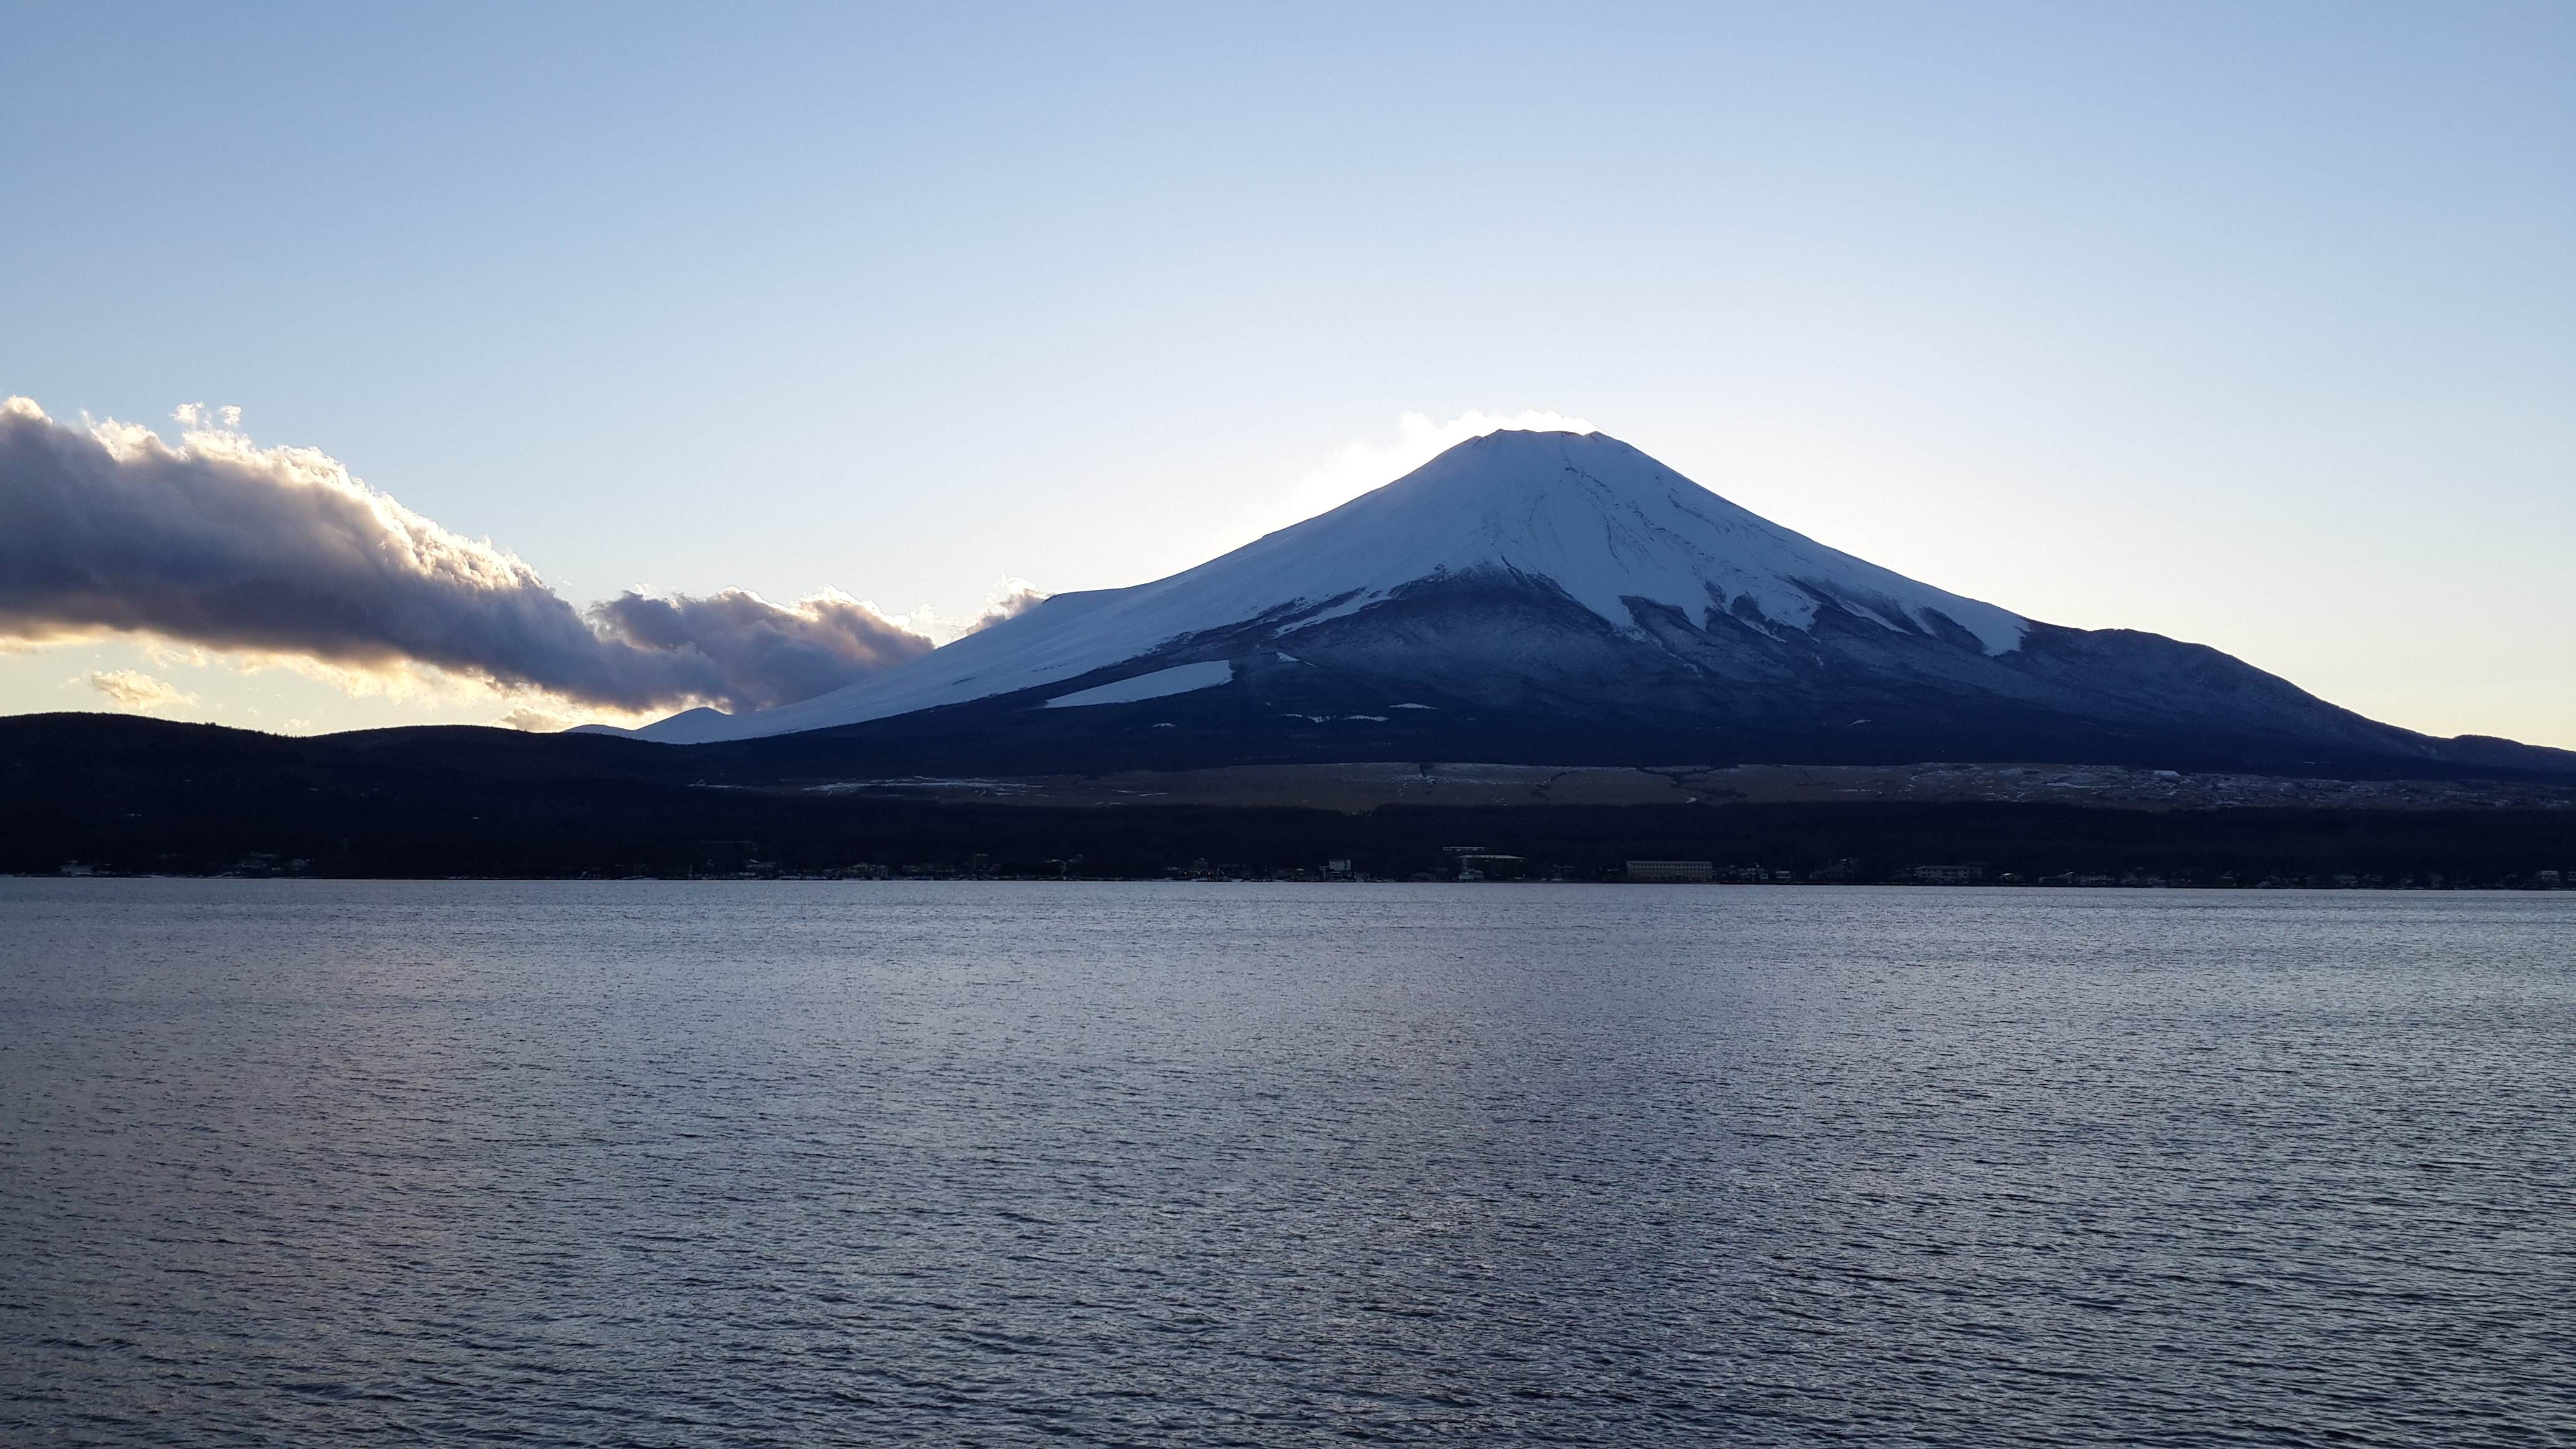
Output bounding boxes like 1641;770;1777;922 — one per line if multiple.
0;398;1022;717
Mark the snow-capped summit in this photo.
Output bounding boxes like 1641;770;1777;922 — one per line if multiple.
635;429;2025;743
1163;427;2028;655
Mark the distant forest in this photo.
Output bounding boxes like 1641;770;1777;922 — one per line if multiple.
10;717;2574;887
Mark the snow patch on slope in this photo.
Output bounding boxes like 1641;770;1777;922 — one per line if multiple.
1042;659;1236;709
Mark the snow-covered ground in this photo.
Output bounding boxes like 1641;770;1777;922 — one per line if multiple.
627;429;2029;743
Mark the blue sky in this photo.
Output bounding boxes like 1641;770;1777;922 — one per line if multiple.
4;1;2571;743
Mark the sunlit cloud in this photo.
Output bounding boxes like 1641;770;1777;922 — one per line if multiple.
490;701;641;733
0;396;945;720
904;577;1051;645
82;668;198;713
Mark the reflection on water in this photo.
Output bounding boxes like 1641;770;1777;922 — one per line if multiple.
3;881;2572;1445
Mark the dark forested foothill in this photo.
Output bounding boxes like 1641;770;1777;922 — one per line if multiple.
9;714;2574;886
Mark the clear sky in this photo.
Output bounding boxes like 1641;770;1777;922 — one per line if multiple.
4;1;2570;744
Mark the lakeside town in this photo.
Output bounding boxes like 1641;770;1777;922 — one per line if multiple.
44;848;2576;892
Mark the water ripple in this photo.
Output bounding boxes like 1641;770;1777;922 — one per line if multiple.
2;881;2572;1446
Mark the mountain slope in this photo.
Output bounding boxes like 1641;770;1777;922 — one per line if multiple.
607;429;2562;779
636;430;2026;741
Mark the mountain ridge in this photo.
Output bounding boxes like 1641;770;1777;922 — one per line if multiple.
612;429;2030;743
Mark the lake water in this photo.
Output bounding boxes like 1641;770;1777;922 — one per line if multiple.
2;881;2571;1446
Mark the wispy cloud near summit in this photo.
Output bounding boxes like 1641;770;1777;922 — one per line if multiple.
0;399;944;718
1248;410;1598;545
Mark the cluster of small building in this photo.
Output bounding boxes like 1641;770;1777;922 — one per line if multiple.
1614;861;2576;889
56;852;313;879
46;855;2575;890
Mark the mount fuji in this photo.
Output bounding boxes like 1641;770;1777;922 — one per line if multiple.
608;429;2567;781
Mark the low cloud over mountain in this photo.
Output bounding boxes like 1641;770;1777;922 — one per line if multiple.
587;588;932;712
84;668;198;712
0;398;942;715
